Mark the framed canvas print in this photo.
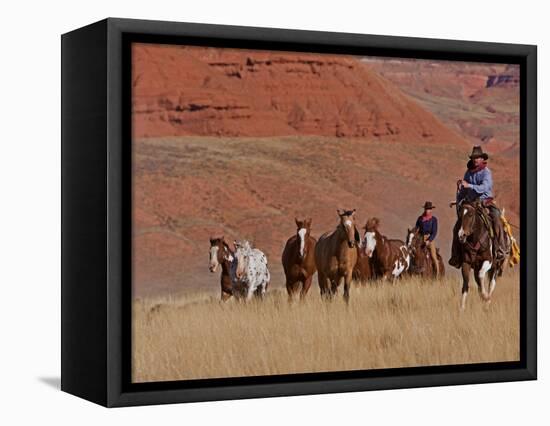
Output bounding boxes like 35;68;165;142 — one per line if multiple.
61;18;537;407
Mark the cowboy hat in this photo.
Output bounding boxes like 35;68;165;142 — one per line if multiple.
469;145;489;160
422;201;435;210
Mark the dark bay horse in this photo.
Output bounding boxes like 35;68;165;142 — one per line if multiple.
353;246;375;284
282;218;317;301
363;218;410;283
314;209;361;303
406;228;445;279
208;236;235;301
456;201;509;310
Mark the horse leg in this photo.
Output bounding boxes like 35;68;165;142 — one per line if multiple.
245;284;256;302
343;272;352;305
473;267;483;300
259;281;267;300
300;275;313;301
318;272;330;299
221;290;231;302
460;263;471;310
286;279;299;303
331;277;341;298
477;260;492;302
488;267;498;298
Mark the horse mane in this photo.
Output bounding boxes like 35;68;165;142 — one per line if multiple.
235;240;253;253
364;217;380;231
222;240;233;254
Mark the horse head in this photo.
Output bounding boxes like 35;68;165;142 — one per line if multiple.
337;209;359;249
407;227;425;251
458;203;478;243
209;236;226;272
233;240;252;280
406;227;417;249
295;217;312;259
363;217;381;258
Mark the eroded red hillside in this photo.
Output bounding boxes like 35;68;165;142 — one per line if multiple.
364;58;520;155
132;44;467;145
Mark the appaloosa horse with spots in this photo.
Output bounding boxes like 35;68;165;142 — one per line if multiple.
406;228;445;279
209;236;236;301
314;209;361;303
455;200;509;310
363;218;410;283
232;240;270;301
281;218;317;301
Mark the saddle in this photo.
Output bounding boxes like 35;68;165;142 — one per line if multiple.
472;199;511;262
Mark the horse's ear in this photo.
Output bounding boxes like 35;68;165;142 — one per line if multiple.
352;209;356;215
220;235;225;241
295;217;300;226
307;217;312;226
336;209;342;216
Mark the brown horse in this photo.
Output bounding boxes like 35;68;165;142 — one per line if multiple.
281;218;317;301
363;218;410;284
455;201;508;310
314;209;361;303
353;246;375;284
406;228;445;279
208;236;235;301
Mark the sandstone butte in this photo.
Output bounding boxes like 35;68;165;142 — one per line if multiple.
132;43;469;145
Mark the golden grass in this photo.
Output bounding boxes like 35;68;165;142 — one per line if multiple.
132;271;519;383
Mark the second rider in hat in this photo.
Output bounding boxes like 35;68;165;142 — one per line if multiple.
415;201;440;278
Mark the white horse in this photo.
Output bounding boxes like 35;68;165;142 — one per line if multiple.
232;240;270;301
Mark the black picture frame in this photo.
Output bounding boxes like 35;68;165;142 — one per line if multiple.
61;17;537;407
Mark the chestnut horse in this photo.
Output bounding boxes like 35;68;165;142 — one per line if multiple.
314;209;361;303
363;218;410;283
208;236;235;301
406;228;445;279
281;218;317;301
456;201;509;310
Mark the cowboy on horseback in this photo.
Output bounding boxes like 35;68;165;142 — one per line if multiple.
414;201;440;278
449;145;506;268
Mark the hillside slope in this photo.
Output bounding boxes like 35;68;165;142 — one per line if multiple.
364;58;520;156
132;136;519;297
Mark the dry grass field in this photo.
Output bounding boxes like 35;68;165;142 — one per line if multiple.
132;270;519;383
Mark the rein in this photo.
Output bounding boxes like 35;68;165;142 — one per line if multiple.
463;210;490;254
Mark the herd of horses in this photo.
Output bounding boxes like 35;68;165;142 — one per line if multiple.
209;202;510;310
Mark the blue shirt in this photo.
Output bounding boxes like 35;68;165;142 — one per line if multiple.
415;216;438;241
457;166;494;202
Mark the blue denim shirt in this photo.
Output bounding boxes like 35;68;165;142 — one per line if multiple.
415;215;438;241
457;167;493;202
